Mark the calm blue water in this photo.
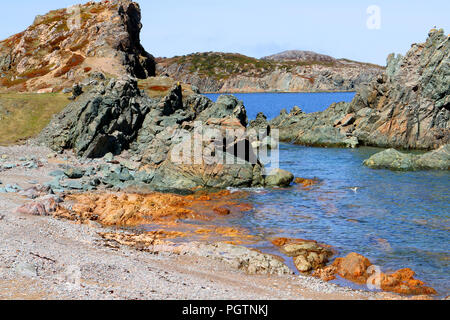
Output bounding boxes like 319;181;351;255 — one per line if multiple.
206;92;356;119
207;92;450;296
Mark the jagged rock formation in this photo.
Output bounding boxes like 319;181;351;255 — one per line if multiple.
349;29;450;150
270;103;359;148
270;29;450;152
156;52;384;93
38;77;292;190
0;0;155;92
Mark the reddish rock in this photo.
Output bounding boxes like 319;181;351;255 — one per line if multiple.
213;207;231;216
294;177;320;188
378;268;437;296
332;252;373;284
15;196;59;216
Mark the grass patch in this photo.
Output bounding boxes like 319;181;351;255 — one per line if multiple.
0;92;69;145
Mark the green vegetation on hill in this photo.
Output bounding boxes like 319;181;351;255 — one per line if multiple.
159;52;373;81
0;93;69;145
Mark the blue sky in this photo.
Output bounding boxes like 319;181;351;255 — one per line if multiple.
0;0;449;65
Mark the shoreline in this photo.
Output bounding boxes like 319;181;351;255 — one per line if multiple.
202;90;357;95
0;145;440;300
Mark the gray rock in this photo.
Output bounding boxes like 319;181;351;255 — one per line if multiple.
14;262;38;278
49;170;65;177
264;169;294;187
64;168;85;179
104;153;114;163
364;144;449;171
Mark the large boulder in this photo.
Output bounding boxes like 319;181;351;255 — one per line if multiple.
264;169;294;187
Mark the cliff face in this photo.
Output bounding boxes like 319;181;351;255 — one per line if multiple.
156;52;384;93
270;29;450;150
348;29;450;149
0;0;155;92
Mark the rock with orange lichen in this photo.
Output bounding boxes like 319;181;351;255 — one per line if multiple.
272;238;334;273
378;268;437;296
213;207;231;216
312;265;337;282
332;252;373;284
55;192;201;226
294;177;320;188
54;190;253;227
328;252;437;296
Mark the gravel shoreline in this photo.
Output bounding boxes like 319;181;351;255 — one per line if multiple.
0;145;424;300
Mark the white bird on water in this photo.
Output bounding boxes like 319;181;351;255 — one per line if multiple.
350;187;359;193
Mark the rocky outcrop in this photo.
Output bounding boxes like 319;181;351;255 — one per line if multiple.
363;144;449;171
270;103;359;148
38;77;150;158
348;29;450;150
156;52;384;93
0;0;155;92
318;252;437;296
38;77;293;190
270;29;450;151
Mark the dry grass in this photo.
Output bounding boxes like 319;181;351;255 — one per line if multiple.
0;92;69;145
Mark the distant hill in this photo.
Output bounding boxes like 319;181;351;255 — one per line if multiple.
262;50;336;63
157;52;384;93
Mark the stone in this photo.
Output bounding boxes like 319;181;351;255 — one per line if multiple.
329;252;437;296
364;144;449;171
4;184;22;193
264;169;294;187
64;168;85;179
15;195;61;216
332;252;373;284
272;238;334;273
104;153;114;163
49;170;65;177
